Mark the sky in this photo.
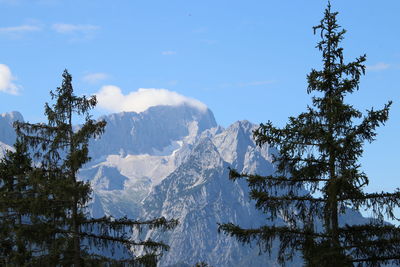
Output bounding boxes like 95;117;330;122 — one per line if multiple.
0;0;399;219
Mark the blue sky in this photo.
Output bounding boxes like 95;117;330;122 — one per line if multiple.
0;0;399;218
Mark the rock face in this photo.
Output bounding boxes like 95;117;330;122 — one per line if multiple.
140;124;285;267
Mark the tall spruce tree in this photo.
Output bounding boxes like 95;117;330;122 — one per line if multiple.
1;70;178;266
219;3;400;266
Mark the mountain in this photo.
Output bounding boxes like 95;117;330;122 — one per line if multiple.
0;111;23;146
79;105;218;219
0;141;13;158
80;107;372;266
0;105;376;266
0;111;23;157
139;122;288;266
77;107;294;266
89;105;217;159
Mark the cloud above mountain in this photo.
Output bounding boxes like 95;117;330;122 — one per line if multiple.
96;86;207;113
0;64;20;95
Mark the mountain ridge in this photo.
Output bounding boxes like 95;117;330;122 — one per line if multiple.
0;105;378;266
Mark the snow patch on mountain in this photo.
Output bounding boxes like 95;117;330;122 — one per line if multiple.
0;141;14;158
99;153;178;186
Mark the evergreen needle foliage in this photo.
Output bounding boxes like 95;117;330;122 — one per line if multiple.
0;70;178;266
219;3;400;267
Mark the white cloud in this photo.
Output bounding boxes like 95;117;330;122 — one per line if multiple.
52;23;99;34
0;64;20;95
96;86;207;113
161;51;177;56
367;62;390;71
0;24;41;33
83;73;109;84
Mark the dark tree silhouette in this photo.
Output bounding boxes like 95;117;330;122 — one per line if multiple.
219;3;400;267
1;70;178;266
0;141;35;265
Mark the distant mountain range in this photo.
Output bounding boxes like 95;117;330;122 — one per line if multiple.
0;106;371;266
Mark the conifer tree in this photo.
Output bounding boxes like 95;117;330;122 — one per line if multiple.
219;3;400;266
0;140;35;265
1;70;178;266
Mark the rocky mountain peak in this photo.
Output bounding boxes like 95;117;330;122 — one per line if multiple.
1;111;24;122
0;111;24;146
90;104;217;159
